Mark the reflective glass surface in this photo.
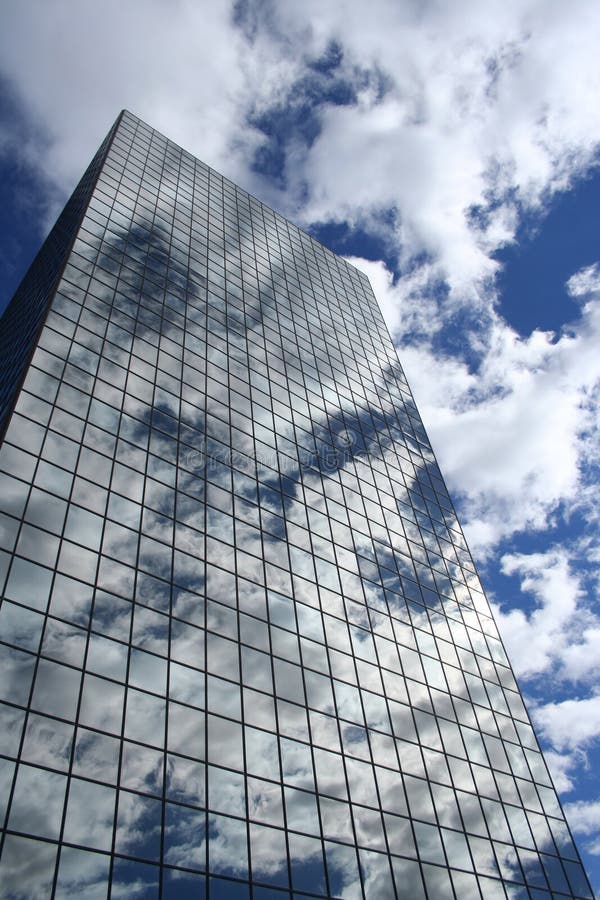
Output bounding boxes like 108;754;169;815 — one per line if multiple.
0;110;593;899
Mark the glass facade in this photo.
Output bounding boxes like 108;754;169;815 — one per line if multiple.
0;110;593;899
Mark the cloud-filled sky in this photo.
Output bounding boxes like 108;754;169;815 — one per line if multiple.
1;0;600;890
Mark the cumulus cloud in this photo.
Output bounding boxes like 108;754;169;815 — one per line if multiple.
383;289;600;555
533;695;600;753
360;251;600;825
0;0;288;225
563;798;600;863
3;0;600;306
543;750;582;794
558;626;600;682
564;800;600;838
258;0;600;316
492;548;582;679
346;257;403;336
567;263;600;300
2;0;600;877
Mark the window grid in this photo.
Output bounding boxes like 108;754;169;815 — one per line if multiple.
0;110;592;899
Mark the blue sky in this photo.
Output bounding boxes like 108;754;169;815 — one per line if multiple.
2;0;600;892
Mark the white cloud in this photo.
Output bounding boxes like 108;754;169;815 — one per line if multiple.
567;263;600;300
3;0;600;310
559;627;600;682
563;798;600;863
380;289;600;555
533;695;600;752
1;0;600;884
2;0;600;665
2;0;600;886
267;0;600;316
357;259;600;704
0;0;293;225
563;799;600;863
346;257;403;336
492;548;581;679
564;799;600;837
543;750;582;794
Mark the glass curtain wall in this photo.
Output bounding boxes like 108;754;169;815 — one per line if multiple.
0;110;592;900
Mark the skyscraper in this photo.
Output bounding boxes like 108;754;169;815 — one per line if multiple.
0;110;592;899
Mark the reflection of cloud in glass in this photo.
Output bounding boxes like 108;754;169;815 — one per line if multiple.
115;791;162;861
9;764;66;840
162;866;206;898
0;758;14;824
5;556;53;610
63;778;115;851
209;764;245;817
289;832;327;893
168;702;205;758
0;118;593;900
250;821;288;885
325;841;362;900
0;834;57;900
208;813;248;879
72;727;119;784
121;741;163;794
54;845;111;899
166;754;205;808
0;601;44;653
21;713;73;773
163;802;206;870
110;857;159;899
79;673;124;734
125;689;165;746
